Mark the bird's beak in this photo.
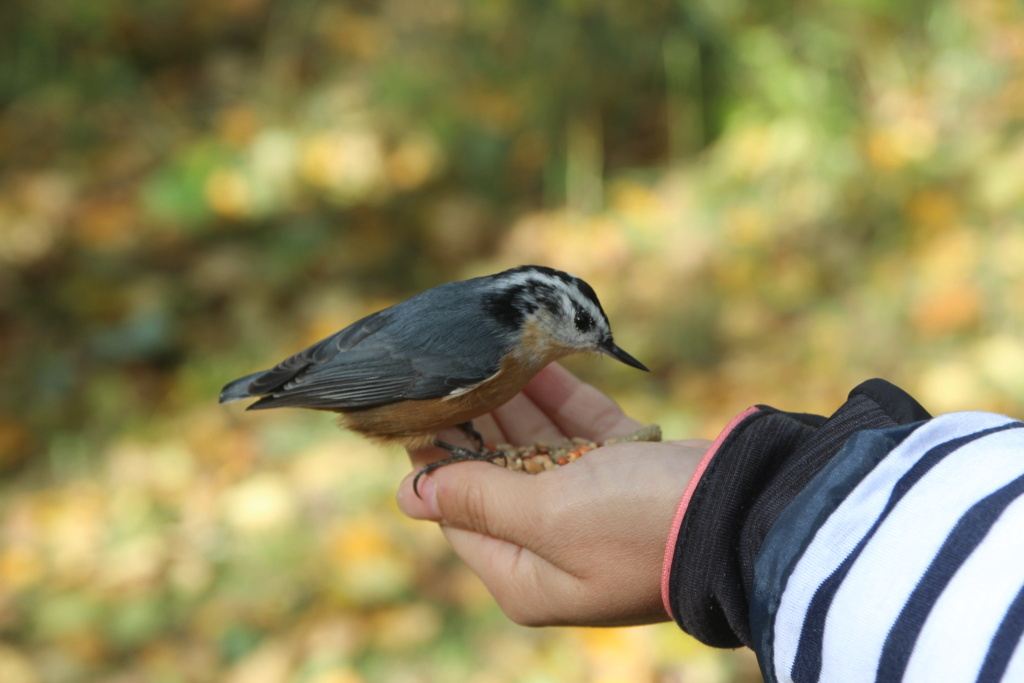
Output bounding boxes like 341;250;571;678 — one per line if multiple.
600;339;650;372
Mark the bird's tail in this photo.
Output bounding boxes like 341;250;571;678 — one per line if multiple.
219;371;266;403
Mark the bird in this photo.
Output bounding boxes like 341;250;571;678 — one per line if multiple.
219;265;649;493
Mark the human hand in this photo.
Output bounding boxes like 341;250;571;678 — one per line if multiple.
398;363;709;627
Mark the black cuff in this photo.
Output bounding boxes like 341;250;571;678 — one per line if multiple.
666;379;930;648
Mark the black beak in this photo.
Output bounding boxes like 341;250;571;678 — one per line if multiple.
600;339;650;372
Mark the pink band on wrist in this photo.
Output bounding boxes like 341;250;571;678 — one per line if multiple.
660;406;761;619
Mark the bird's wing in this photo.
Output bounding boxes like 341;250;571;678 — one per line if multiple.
225;304;510;410
239;308;392;396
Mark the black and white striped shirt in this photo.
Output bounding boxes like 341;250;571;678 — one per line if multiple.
664;381;1024;682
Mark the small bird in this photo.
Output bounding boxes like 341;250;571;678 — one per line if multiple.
219;265;648;492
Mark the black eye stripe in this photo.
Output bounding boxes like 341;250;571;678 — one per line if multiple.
526;283;560;315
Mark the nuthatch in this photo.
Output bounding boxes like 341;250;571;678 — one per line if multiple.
219;265;648;492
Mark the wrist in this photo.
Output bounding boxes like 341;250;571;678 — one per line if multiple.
660;408;759;619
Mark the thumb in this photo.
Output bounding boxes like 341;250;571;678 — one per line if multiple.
397;461;553;546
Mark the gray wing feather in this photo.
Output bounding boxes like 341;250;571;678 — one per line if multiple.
222;282;515;410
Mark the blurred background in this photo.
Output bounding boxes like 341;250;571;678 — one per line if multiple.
2;0;1023;680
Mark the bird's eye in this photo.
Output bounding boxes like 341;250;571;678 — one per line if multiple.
574;309;594;332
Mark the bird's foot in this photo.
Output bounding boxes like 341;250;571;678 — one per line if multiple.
455;421;486;451
413;439;507;498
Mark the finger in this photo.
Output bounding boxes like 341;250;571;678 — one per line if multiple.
395;461;555;549
441;521;662;627
470;413;506;446
523;363;642;440
490;391;567;446
439;525;582;626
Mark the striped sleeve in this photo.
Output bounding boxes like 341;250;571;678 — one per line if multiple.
663;379;933;648
752;412;1024;683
